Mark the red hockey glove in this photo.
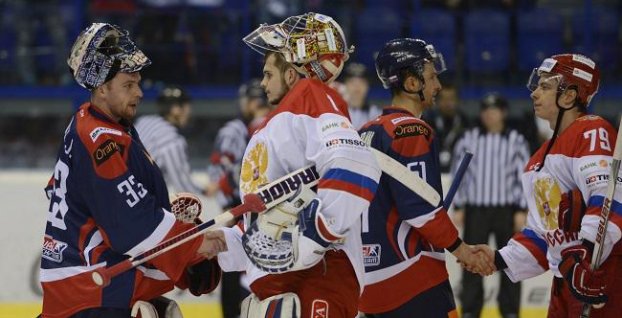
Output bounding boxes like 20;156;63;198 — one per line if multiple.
558;242;607;305
558;188;586;233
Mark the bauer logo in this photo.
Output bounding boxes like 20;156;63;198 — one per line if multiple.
90;126;122;142
42;235;68;263
311;299;329;318
362;244;381;266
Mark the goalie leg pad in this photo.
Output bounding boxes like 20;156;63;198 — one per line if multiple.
131;297;184;318
240;293;301;318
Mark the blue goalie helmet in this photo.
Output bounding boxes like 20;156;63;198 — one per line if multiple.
375;38;446;89
67;23;151;89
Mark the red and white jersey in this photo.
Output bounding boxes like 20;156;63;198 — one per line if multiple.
216;79;381;289
500;115;622;281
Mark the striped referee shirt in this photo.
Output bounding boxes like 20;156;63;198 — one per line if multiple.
451;127;530;210
135;115;202;194
207;118;248;207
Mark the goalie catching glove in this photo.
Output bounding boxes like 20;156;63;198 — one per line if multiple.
171;192;202;224
242;187;344;273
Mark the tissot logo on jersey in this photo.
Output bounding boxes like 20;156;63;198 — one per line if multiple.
89;126;122;142
394;123;430;139
42;236;68;263
325;138;366;148
93;139;124;165
585;174;622;185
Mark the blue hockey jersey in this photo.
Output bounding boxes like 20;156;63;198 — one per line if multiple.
40;103;204;318
358;107;459;313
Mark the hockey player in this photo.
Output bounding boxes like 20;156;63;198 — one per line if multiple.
40;23;221;318
471;54;622;317
202;13;381;318
357;38;495;317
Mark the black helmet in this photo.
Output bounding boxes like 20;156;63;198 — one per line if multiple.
480;92;508;110
238;79;265;100
157;85;190;105
375;38;446;90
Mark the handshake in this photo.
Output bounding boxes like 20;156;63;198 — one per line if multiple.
452;242;498;276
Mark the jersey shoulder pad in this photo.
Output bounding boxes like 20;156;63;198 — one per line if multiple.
75;104;131;179
378;112;433;157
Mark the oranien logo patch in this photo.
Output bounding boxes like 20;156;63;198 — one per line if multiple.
93;139;124;166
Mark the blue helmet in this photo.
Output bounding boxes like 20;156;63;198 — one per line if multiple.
375;38;445;90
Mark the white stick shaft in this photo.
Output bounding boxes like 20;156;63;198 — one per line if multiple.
371;148;441;206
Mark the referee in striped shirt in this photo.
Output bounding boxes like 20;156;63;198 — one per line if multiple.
451;93;530;318
135;86;207;196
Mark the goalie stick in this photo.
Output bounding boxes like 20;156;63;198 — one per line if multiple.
581;118;622;318
92;165;321;287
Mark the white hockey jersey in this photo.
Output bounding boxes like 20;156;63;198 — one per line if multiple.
499;115;622;282
217;79;381;289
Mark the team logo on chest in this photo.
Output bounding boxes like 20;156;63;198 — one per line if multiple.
534;175;561;230
241;142;268;194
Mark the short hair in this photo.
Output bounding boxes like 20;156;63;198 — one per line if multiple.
265;51;296;75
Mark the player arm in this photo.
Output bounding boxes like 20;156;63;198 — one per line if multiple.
297;113;381;235
498;226;549;282
390;130;459;249
215;221;249;272
83;141;202;282
574;154;622;262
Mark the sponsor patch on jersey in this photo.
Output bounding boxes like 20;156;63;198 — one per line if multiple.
42;235;68;263
393;123;430;139
390;116;412;125
321;120;352;132
89;127;122;142
579;161;598;172
362;244;381;266
585;173;622;187
311;299;329;318
93;139;125;166
325;138;367;149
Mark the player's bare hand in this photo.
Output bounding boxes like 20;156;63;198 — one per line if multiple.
198;230;227;259
453;243;495;276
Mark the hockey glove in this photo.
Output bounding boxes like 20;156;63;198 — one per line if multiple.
242;187;316;273
558;242;608;305
171;192;202;224
287;198;345;271
185;258;222;296
558;188;586;233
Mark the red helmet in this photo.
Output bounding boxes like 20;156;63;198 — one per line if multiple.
527;54;600;107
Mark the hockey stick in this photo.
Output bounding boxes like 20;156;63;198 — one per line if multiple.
92;165;321;287
443;151;473;210
371;148;441;206
580;119;622;318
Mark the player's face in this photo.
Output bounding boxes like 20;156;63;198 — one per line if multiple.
530;74;561;122
102;72;143;122
421;62;442;109
261;54;289;106
437;87;458;115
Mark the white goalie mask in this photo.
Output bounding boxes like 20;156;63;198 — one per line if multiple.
243;12;353;83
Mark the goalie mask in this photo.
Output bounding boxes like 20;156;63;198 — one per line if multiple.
68;23;151;90
243;12;353;83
